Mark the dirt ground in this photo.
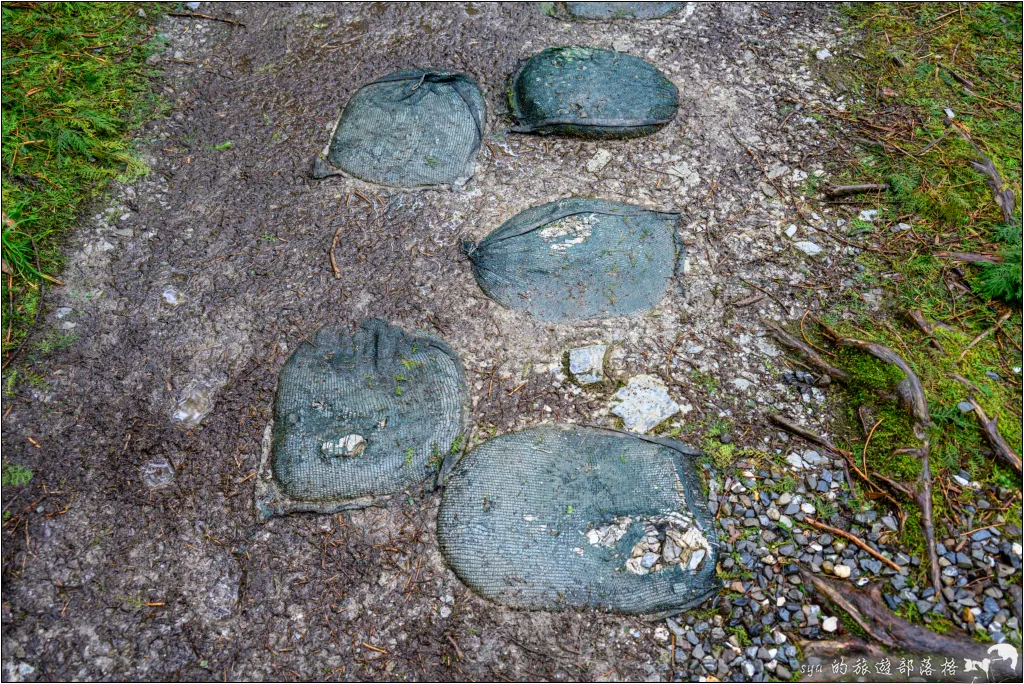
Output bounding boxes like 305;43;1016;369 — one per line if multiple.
2;3;858;680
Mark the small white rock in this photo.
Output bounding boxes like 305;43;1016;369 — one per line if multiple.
586;148;613;173
610;375;680;433
569;345;607;385
794;241;822;256
833;564;851;579
822;616;838;632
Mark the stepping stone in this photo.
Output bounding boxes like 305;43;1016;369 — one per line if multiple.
509;47;678;138
256;319;466;519
569;344;607;385
464;198;682;321
437;424;719;614
611;374;680;433
312;70;485;187
544;2;686;20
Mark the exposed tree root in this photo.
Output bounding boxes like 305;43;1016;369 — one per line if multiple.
798;570;1023;682
765;322;849;382
949;374;1023;475
767;318;942;596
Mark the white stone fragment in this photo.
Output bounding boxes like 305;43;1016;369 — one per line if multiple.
586;148;613;173
794;241;822;256
611;374;680;433
569;345;606;385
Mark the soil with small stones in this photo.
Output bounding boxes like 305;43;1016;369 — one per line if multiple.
0;3;898;681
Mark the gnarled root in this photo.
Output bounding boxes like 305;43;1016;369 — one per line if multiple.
798;570;1023;682
949;374;1023;476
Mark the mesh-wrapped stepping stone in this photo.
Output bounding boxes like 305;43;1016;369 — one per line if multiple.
463;198;682;321
545;2;685;20
312;70;485;187
509;47;678;138
437;424;719;614
256;319;466;518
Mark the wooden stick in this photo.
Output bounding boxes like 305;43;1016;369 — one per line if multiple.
804;518;902;572
826;183;889;197
957;311;1012;362
767;414;851;457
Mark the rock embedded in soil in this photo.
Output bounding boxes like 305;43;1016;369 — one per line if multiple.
464;198;681;321
259;319;465;518
610;374;680;433
437;424;718;613
568;344;607;385
315;70;485;188
551;2;686;20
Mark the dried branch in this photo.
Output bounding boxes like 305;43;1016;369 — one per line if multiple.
764;321;849;382
799;570;1023;682
958;311;1012;362
767;414;851;457
934;251;1003;263
826;183;889;197
803;518;902;573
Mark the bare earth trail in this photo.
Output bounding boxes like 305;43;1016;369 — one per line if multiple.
2;3;859;680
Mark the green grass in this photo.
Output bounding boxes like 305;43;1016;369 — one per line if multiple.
804;4;1024;563
788;5;1024;595
1;461;33;488
824;3;1022;312
2;2;164;358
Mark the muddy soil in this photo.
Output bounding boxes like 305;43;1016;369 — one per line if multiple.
2;3;856;680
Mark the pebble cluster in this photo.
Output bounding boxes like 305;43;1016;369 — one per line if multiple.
607;512;713;575
650;444;1023;682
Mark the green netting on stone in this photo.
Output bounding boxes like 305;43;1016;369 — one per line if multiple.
312;70;485;187
546;2;685;20
437;424;720;614
509;47;678;138
463;198;682;321
257;319;466;519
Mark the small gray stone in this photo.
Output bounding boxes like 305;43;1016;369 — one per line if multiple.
568;344;606;385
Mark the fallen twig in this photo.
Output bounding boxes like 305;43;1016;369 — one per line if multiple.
329;223;344;279
767;414;851;457
826;183;889;197
934;251;1003;263
957;311;1012;362
168;12;244;26
803;518;902;573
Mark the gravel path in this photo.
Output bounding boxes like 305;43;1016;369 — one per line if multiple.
3;3;1020;681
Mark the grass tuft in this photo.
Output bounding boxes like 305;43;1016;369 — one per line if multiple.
2;2;163;357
